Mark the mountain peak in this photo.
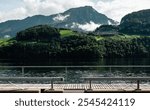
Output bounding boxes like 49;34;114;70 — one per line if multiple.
69;5;93;9
57;6;117;31
0;6;117;37
66;6;97;13
74;6;94;10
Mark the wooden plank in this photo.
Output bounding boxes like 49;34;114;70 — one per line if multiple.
0;84;150;90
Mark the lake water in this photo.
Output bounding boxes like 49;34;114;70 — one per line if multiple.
0;58;150;83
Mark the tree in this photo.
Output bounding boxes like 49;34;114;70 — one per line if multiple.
16;25;60;42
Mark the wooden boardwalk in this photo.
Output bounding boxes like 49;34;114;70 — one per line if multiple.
0;83;150;92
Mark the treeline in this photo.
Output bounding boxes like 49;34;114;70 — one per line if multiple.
0;35;150;59
16;25;60;41
0;35;104;59
104;37;150;57
0;25;150;60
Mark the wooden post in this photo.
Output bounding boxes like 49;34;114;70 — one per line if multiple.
137;80;140;90
89;80;92;90
51;80;54;90
135;80;141;91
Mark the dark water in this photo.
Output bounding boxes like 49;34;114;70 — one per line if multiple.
0;58;150;83
0;58;150;66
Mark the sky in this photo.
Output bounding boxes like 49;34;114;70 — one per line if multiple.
0;0;150;23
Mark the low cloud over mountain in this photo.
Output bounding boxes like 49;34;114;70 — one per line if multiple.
0;6;117;37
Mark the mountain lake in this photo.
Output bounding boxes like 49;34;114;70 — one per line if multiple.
0;58;150;84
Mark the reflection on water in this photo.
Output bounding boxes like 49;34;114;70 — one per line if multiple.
0;58;150;66
0;58;150;83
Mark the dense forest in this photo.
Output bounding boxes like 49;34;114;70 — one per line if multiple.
0;25;150;60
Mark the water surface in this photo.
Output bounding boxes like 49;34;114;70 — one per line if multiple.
0;58;150;83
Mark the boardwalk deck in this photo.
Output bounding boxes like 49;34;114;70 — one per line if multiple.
0;83;150;92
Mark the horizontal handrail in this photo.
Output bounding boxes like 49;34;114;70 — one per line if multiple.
0;65;150;68
0;77;64;90
82;77;150;90
82;77;150;81
0;77;64;82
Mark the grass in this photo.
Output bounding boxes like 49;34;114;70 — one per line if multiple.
107;35;142;41
95;36;104;41
94;34;150;41
0;38;15;46
60;29;77;37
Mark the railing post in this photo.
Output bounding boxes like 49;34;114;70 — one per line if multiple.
22;66;24;76
136;80;141;90
65;67;67;74
65;67;68;82
109;67;112;73
51;80;54;90
89;80;92;90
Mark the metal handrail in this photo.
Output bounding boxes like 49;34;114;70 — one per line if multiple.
0;65;150;90
0;65;150;68
0;77;64;90
82;77;150;90
82;77;150;81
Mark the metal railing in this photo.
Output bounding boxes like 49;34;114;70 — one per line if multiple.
0;65;150;75
0;65;150;90
82;77;150;90
0;77;64;90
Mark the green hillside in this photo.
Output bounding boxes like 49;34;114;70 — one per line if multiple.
0;25;150;59
120;9;150;35
60;29;77;37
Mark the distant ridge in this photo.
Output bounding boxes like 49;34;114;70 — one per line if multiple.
0;6;117;37
119;9;150;35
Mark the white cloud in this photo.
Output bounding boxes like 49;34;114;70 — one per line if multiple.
53;14;70;21
4;35;11;38
108;20;112;25
71;22;77;28
71;21;101;31
0;7;27;23
94;0;150;21
0;12;2;22
22;0;94;16
0;0;150;22
0;0;93;22
78;21;101;31
23;0;39;15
